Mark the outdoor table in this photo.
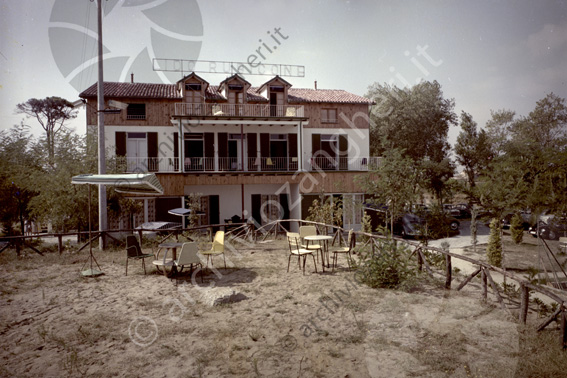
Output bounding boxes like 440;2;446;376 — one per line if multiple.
152;242;183;277
304;235;333;272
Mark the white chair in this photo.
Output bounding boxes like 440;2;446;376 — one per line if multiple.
175;242;203;282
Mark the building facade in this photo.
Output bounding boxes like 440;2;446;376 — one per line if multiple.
79;74;376;231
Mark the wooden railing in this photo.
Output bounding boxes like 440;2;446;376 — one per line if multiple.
175;103;305;118
254;219;567;349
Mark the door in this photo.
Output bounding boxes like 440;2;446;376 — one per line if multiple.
228;134;245;170
126;133;147;172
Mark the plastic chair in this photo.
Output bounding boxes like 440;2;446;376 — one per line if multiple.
174;242;203;283
125;235;155;276
330;230;355;272
200;231;226;269
287;232;317;275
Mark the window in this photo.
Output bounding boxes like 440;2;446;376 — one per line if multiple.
127;103;146;120
321;108;337;123
185;83;201;91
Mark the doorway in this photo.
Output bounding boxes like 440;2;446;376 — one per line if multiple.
126;133;147;172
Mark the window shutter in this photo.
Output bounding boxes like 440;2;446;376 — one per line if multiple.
247;133;257;159
260;133;270;157
173;132;179;171
288;133;297;158
339;134;348;170
311;133;320;156
147;132;158;172
204;133;215;157
147;132;158;158
218;132;228;157
116;132;126;156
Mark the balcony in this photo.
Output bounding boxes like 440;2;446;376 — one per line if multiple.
174;103;305;118
113;156;381;173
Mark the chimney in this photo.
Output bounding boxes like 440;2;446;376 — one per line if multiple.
131;73;134;83
314;80;317;90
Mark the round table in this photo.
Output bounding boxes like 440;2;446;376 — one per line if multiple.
152;242;183;277
304;235;333;272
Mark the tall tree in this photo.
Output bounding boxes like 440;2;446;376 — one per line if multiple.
366;81;457;202
454;111;491;189
0;123;40;235
357;148;418;237
485;109;515;157
16;96;77;164
366;81;457;162
27;129;95;233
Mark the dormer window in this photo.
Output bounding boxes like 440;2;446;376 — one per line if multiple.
228;84;244;91
270;85;284;92
185;83;202;91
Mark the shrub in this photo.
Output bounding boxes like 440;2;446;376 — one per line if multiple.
510;212;524;244
487;218;502;267
353;235;415;289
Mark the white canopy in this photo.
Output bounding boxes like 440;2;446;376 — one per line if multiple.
71;173;164;195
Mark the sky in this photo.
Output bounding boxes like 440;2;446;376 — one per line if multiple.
1;0;566;151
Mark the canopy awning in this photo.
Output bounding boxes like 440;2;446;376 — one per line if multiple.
167;208;205;216
71;173;164;195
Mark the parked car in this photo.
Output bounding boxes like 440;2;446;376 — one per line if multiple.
393;213;424;238
443;204;461;218
453;203;472;219
529;214;567;240
502;210;534;230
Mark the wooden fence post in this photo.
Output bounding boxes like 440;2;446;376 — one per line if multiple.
481;268;487;301
57;234;63;255
562;306;567;350
519;284;529;324
445;254;452;289
417;248;423;272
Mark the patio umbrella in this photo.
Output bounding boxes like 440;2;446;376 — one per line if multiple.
71;173;164;277
168;208;205;228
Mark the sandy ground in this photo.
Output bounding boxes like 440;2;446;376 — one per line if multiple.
0;230;536;377
0;231;524;378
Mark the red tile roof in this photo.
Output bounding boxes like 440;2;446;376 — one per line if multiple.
287;88;373;104
80;82;181;99
80;81;373;105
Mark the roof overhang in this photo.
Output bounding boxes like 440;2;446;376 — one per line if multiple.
71;173;164;195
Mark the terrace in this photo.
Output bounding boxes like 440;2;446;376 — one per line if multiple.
174;103;305;118
113;156;381;173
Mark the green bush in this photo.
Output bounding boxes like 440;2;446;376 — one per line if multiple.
487;218;502;267
353;235;415;289
510;212;524;244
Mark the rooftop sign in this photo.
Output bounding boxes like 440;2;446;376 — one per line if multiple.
153;58;305;78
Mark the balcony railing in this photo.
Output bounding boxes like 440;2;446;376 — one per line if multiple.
174;103;305;118
113;156;381;173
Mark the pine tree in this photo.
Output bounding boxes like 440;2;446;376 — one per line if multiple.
487;218;502;267
510;213;524;244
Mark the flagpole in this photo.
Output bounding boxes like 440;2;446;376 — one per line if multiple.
96;0;108;249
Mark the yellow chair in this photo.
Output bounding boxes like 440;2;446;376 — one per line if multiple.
299;225;323;262
199;231;226;269
287;232;317;275
330;230;355;272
